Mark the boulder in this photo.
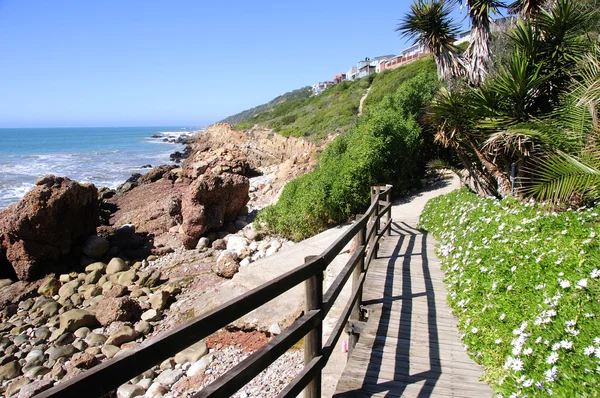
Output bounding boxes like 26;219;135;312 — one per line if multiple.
37;276;60;297
0;360;21;382
58;280;81;299
174;341;207;364
106;258;129;274
212;251;239;278
146;382;168;397
226;236;249;257
94;297;141;326
106;325;138;346
6;377;29;397
14;379;53;398
116;269;137;286
84;262;106;273
59;309;99;333
196;237;210;250
47;344;77;361
106;181;184;238
116;384;145;398
182;147;248;180
137;165;176;185
141;309;161;322
84;333;107;347
148;291;170;311
65;352;99;373
85;270;103;285
81;236;110;260
154;368;184;387
101;345;120;359
180;173;249;249
0;175;98;281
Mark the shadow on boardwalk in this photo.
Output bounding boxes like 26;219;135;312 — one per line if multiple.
333;221;492;398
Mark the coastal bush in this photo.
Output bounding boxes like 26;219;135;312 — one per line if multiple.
419;189;600;397
257;70;438;241
362;57;435;112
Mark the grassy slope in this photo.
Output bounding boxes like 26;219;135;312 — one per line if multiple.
256;60;439;241
220;57;436;142
220;87;312;126
420;189;600;397
223;75;375;140
362;56;436;112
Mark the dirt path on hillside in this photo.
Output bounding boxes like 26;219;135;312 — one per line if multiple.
358;86;372;116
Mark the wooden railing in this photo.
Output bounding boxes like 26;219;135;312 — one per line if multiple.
36;185;393;398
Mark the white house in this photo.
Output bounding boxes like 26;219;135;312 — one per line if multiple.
346;66;359;81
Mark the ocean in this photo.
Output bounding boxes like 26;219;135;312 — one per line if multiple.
0;126;200;210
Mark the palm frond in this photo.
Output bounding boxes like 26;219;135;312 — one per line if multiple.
524;151;600;203
507;0;545;18
397;0;462;80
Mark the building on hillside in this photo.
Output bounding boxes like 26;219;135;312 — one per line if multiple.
312;81;335;95
372;55;396;73
357;58;376;78
380;44;429;72
353;55;397;78
333;73;346;84
346;66;359;81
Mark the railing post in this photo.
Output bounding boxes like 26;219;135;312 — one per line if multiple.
386;184;393;236
304;256;323;398
348;214;365;356
374;186;381;258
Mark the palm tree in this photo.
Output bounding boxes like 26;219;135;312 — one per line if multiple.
452;0;504;86
508;0;546;18
396;0;462;81
427;87;511;196
525;50;600;204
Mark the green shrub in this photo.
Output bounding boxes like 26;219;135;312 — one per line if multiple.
420;189;600;397
256;70;438;240
363;57;436;111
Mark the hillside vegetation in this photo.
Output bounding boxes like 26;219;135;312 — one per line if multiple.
224;75;375;140
223;58;436;142
256;61;438;240
221;87;312;126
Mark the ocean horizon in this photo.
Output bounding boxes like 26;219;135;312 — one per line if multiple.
0;126;202;209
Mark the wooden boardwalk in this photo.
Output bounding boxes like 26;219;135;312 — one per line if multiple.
334;221;493;397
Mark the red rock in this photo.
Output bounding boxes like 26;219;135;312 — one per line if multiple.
212;252;239;278
0;176;98;281
65;352;99;374
181;173;249;249
0;280;43;307
108;179;185;236
94;297;141;326
137;165;176;185
182;148;248;182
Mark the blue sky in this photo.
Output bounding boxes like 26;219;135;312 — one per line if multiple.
0;0;469;128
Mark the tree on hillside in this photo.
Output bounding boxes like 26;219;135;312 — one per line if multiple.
452;0;504;86
396;0;462;81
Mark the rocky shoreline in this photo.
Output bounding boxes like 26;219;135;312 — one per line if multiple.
0;124;326;397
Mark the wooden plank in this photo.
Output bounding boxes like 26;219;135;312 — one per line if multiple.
334;221;493;398
323;245;364;314
303;256;323;398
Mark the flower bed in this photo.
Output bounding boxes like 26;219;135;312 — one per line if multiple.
419;189;600;397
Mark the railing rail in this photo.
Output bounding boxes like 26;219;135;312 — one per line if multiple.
36;185;393;398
